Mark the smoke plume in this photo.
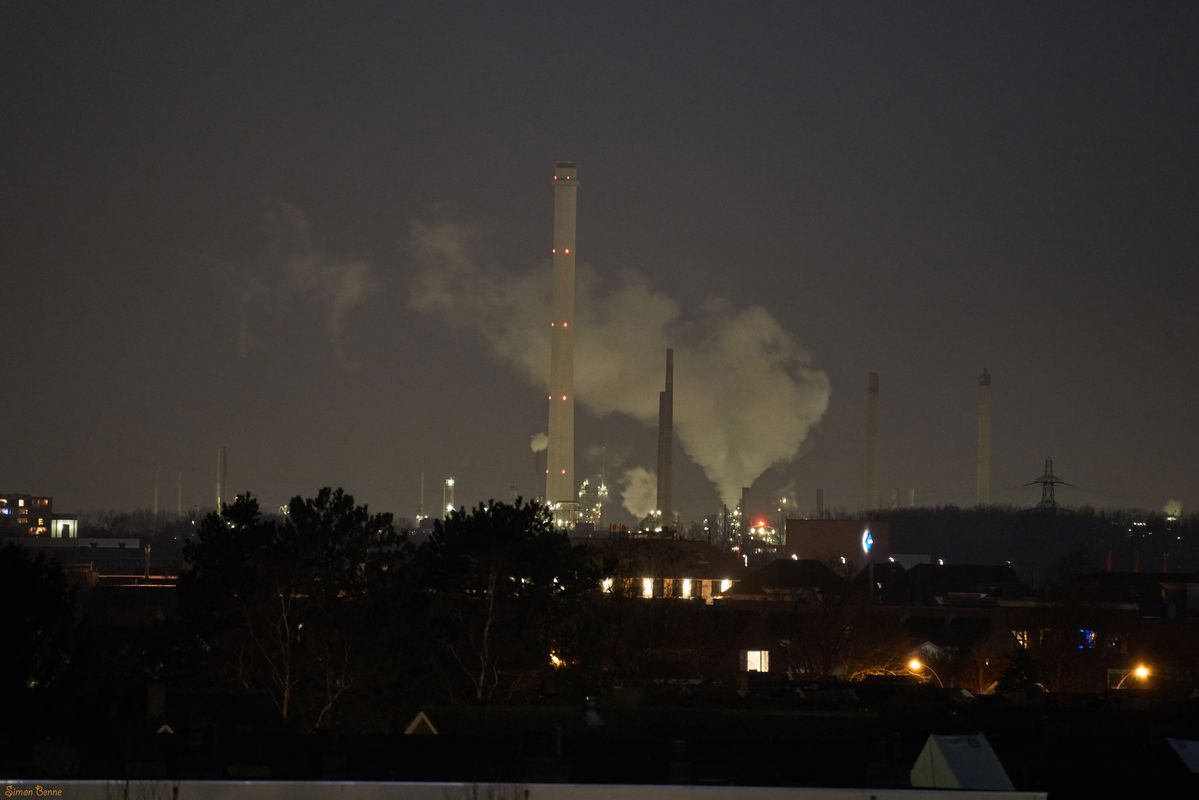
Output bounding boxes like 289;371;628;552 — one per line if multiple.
1164;499;1183;517
409;218;830;507
530;432;549;453
236;202;377;368
620;467;658;520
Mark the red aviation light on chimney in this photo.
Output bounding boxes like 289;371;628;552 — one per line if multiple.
562;321;569;328
563;248;571;254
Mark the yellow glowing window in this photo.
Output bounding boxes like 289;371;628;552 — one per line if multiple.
1012;630;1030;649
641;577;654;599
741;650;769;672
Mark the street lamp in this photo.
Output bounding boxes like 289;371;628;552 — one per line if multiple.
908;658;944;688
1114;663;1151;689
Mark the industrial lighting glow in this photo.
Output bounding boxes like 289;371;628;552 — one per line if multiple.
641;577;654;598
681;578;692;598
1134;664;1150;680
720;578;732;593
600;577;613;593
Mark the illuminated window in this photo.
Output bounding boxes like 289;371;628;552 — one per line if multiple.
720;578;733;593
36;498;49;507
1011;630;1029;649
1077;629;1097;650
741;650;769;672
681;578;692;598
641;577;654;599
600;577;613;593
18;499;25;508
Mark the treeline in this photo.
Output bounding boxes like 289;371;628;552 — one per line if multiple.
876;505;1199;576
3;490;740;737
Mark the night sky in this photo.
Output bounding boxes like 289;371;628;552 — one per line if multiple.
4;2;1197;522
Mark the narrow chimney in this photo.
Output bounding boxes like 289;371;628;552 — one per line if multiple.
545;162;578;527
656;348;674;529
866;373;879;511
977;368;992;505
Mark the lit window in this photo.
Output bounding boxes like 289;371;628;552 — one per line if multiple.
720;578;732;593
18;499;25;508
641;577;654;599
680;578;692;598
1011;630;1029;649
601;577;613;593
741;650;769;672
1077;629;1097;650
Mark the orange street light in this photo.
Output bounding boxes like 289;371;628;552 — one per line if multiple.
908;658;944;688
1115;663;1151;689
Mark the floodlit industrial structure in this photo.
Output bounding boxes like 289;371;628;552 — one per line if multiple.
545;162;578;527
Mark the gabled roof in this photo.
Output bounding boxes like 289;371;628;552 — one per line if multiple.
728;559;847;597
910;733;1014;791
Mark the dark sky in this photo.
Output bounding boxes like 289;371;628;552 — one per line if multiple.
4;2;1197;521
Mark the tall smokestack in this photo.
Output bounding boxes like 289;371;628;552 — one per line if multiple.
816;488;825;519
443;476;455;517
153;469;159;516
866;373;879;511
977;368;992;505
545;161;578;526
215;446;228;512
176;472;182;517
656;348;674;529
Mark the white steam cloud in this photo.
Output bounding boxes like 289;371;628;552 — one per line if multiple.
409;218;830;507
530;432;549;453
1164;499;1183;517
620;467;658;520
236;202;377;368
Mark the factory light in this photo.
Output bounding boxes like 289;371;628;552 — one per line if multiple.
601;577;613;593
681;579;692;598
641;578;654;599
720;579;732;593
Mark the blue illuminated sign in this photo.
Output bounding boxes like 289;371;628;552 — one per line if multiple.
861;529;874;555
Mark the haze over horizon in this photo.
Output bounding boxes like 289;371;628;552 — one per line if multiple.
4;2;1197;521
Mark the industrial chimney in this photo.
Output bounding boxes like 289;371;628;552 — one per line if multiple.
866;373;879;511
656;348;674;530
215;446;228;513
443;476;455;517
545;162;578;527
977;368;991;505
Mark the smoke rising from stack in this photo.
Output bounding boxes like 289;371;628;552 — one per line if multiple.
234;202;377;369
408;218;830;508
529;432;549;453
621;466;657;519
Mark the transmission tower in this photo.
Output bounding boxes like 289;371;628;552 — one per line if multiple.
1026;457;1071;511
